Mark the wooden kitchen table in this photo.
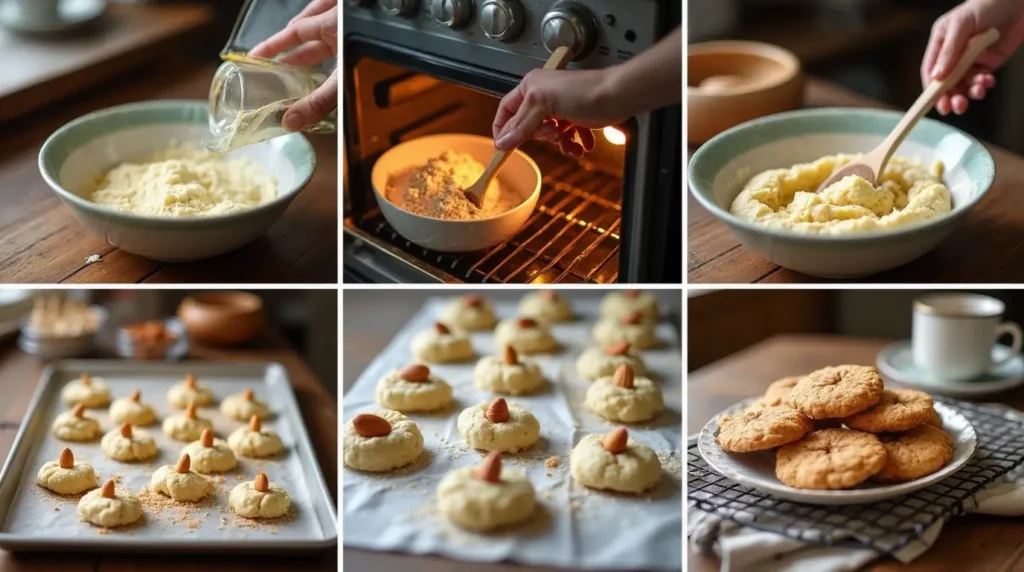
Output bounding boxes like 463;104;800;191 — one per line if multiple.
0;331;337;572
688;334;1024;572
688;78;1024;284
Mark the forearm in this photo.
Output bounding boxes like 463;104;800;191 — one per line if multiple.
597;26;682;118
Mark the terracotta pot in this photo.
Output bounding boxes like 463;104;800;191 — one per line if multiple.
688;41;803;144
177;291;264;346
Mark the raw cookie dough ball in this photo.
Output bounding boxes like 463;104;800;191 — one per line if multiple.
376;364;453;412
600;290;658;322
228;415;284;458
412;321;475;363
61;373;110;408
166;373;214;408
37;448;98;495
571;428;661;494
182;429;237;474
151;454;213;502
78;480;144;528
109;389;157;426
162;402;214;442
344;410;424;472
437;451;536;531
592;312;658;350
495;317;558;354
230;472;290;519
52;404;101;442
439;295;497;331
585;365;663;423
576;342;647;381
518;290;574;324
474;345;545;395
458;398;541;453
101;423;158;462
220;388;271;422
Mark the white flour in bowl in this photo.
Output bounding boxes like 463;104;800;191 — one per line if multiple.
385;151;522;220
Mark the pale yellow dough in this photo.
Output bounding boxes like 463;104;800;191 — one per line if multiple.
376;370;453;412
576;346;647;381
592;318;657;349
730;154;952;234
411;327;474;363
221;392;271;421
109;396;156;426
439;298;497;331
600;292;658;321
436;466;535;531
570;433;661;493
229;481;291;518
61;377;110;408
473;355;545;395
101;428;158;462
161;410;213;442
457;402;541;453
585;375;664;423
52;410;101;442
166;378;214;408
37;461;98;495
77;487;143;527
343;410;423;472
228;425;285;458
150;465;213;502
517;292;574;323
495;319;558;354
182;437;237;473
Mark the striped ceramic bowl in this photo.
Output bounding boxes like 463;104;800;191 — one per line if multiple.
38;100;316;262
688;107;995;278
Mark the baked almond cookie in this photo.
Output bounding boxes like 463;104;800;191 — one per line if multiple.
182;429;237;474
162;402;214;442
52;404;101;442
760;376;803;407
101;423;158;462
874;425;953;483
230;472;290;519
343;410;424;472
151;454;213;502
37;448;98;495
592;312;657;350
495;317;558;354
473;345;544;395
228;415;284;458
776;429;887;490
78;480;143;528
716;407;812;452
576;342;647;381
458;398;540;453
926;408;943;428
412;321;474;363
376;364;453;412
600;290;658;321
571;428;661;494
843;389;934;433
109;389;157;427
61;373;110;408
436;451;535;532
166;373;214;409
584;365;663;423
220;388;271;421
518;290;574;323
787;365;884;420
439;295;497;331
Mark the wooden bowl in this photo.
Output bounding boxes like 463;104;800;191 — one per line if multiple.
688;41;803;144
177;291;264;346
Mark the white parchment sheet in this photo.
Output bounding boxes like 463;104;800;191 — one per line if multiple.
343;296;683;570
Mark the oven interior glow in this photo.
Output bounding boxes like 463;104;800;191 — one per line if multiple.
603;126;626;145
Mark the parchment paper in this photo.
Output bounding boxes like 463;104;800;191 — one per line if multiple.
343;296;683;570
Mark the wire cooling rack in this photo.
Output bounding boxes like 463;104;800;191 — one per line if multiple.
688;397;1024;555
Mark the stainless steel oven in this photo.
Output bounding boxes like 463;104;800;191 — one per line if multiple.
342;0;681;283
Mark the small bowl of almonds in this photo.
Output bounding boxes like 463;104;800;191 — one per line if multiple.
116;317;189;361
18;296;106;360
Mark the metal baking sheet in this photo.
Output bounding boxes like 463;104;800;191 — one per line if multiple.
0;360;337;552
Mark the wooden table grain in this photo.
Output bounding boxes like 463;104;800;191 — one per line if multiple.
688;334;1024;572
688;78;1024;284
0;331;337;572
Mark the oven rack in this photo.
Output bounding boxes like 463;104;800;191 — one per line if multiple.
352;144;622;284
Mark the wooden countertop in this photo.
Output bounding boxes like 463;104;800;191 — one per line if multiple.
688;78;1024;284
687;334;1024;572
0;330;337;571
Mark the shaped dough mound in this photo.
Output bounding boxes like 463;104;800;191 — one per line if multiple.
77;487;144;527
457;402;541;453
436;466;535;531
375;370;453;412
229;481;290;519
150;465;213;502
411;327;475;363
61;377;111;407
343;410;423;472
592;318;657;349
227;426;285;458
52;410;101;442
37;461;98;495
220;392;271;421
439;297;497;331
570;434;661;493
166;378;214;408
584;375;664;423
182;438;237;473
109;396;156;426
473;355;545;395
494;319;558;354
575;346;647;382
161;412;213;442
101;428;158;462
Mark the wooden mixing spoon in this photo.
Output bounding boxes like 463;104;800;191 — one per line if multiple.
816;28;1000;192
463;45;576;208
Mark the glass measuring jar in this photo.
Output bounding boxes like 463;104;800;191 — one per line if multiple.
206;57;337;153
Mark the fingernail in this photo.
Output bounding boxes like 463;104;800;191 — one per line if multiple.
495;131;515;149
283;111;304;132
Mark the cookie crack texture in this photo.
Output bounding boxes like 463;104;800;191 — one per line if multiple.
776;429;887;490
788;365;883;420
715;407;812;452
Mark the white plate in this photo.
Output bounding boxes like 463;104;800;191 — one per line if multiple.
877;340;1024;397
697;399;978;505
0;0;105;34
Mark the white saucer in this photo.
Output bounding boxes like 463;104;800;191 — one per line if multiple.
877;340;1024;398
0;0;105;34
697;399;977;506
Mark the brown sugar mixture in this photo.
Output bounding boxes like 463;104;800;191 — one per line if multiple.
386;151;523;220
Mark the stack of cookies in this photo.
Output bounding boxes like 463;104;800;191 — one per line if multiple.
715;365;954;490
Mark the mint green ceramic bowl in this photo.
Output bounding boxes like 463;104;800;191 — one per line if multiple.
689;107;995;278
39;100;316;262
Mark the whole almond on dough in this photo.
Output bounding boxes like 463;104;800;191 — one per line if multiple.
249;414;262;432
503;345;518;365
59;447;74;469
254;471;269;493
516;317;537;329
120;423;133;438
613;365;635;389
399;364;430;383
353;413;392;438
185;402;198;419
463;295;484;308
201;428;214;447
101;479;115;498
185;373;197;389
130;389;141;402
242;389;254;401
72;403;86;417
605;341;631;356
621;312;643;325
475;451;502;483
541;290;558;301
434;322;451;335
176;454;191;474
602;428;628;454
486;398;509;423
625;290;641;299
81;373;92;386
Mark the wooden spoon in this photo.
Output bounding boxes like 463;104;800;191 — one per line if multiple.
816;28;1000;192
463;45;576;208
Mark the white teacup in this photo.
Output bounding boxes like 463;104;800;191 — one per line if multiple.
12;0;61;24
912;292;1022;381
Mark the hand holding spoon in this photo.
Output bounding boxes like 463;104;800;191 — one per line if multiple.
816;28;1000;192
463;46;576;208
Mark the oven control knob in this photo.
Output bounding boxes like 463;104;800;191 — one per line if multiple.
380;0;417;17
481;0;525;42
431;0;473;28
541;2;597;60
